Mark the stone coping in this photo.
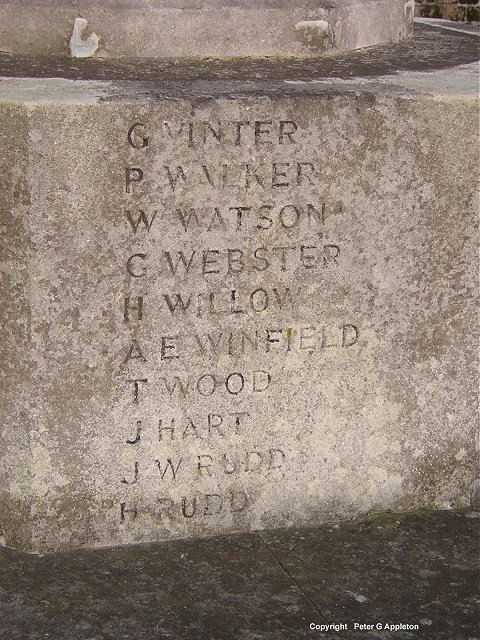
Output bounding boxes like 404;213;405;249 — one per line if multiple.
0;24;477;86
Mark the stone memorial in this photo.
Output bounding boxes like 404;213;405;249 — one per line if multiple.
0;1;478;554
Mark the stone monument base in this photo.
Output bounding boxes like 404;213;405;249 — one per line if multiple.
0;24;478;553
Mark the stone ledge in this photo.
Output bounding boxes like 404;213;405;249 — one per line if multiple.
0;24;477;84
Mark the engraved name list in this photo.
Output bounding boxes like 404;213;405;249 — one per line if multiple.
116;116;360;529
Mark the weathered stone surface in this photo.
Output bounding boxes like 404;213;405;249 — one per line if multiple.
0;0;414;59
1;22;478;83
0;29;478;553
0;510;478;640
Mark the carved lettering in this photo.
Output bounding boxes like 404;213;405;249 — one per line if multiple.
120;503;138;521
124;340;146;364
158;412;249;440
126;421;142;445
125;209;157;233
155;458;182;480
124;296;144;322
121;461;139;485
127;378;148;404
127;123;149;149
117;116;361;530
125;167;143;193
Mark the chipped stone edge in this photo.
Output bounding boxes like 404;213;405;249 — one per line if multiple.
70;17;100;59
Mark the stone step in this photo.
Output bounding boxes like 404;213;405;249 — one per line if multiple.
0;0;414;59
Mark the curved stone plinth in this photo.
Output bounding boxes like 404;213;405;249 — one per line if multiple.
0;0;414;60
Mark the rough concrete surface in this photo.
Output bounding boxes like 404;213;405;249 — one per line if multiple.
0;25;479;553
0;0;413;59
0;510;478;640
